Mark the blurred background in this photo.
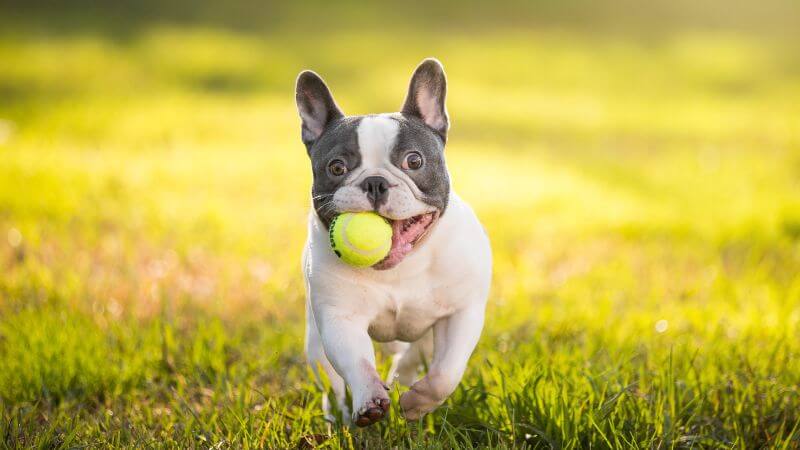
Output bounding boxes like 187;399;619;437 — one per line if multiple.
1;0;799;447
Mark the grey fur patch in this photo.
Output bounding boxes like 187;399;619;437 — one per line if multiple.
390;117;450;213
309;117;363;227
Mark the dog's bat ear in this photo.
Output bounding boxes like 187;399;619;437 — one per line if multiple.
401;58;449;143
295;70;345;151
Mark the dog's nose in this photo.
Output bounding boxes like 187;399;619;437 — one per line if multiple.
361;176;390;207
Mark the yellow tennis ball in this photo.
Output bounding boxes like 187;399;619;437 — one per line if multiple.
329;212;392;267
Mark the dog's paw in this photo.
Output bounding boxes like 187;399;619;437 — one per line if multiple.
353;383;390;427
400;373;454;420
399;387;432;420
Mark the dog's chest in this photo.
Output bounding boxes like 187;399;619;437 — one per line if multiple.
366;284;454;343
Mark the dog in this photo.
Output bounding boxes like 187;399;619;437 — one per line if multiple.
295;58;492;426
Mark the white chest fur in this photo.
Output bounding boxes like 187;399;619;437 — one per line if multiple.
364;268;455;342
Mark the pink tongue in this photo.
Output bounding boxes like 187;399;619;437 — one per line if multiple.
373;214;433;270
376;221;413;269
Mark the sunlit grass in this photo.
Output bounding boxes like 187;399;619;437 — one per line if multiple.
1;5;799;448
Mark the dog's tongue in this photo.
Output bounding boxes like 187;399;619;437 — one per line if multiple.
373;214;433;270
372;221;412;270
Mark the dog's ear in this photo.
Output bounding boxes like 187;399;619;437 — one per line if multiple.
401;58;449;142
295;70;345;151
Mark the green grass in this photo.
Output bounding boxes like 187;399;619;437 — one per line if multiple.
1;1;800;448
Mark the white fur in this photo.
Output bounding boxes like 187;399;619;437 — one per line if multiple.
357;115;398;168
304;192;492;423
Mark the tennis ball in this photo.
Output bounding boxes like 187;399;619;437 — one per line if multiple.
329;212;392;267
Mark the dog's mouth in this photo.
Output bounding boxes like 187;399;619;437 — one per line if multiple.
373;211;439;270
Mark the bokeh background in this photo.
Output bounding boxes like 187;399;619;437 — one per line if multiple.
1;1;799;448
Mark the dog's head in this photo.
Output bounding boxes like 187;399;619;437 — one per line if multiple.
295;58;451;270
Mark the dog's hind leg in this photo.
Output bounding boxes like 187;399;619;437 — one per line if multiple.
305;300;349;424
385;331;433;387
400;303;486;420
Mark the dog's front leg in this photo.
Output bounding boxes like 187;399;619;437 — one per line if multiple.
314;306;390;427
399;303;485;420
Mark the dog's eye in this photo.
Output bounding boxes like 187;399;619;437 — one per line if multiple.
328;159;347;177
402;152;423;170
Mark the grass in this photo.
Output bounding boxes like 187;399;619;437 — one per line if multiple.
1;1;800;448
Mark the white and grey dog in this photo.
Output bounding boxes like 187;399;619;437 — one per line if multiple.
295;59;492;426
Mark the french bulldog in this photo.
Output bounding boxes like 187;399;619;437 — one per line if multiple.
296;58;492;426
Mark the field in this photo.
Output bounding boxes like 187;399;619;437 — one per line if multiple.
1;1;800;448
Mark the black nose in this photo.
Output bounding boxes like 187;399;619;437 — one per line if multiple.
361;176;389;207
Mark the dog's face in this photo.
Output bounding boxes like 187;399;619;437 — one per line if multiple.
295;59;451;269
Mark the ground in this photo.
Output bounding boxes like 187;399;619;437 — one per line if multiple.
1;1;799;448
